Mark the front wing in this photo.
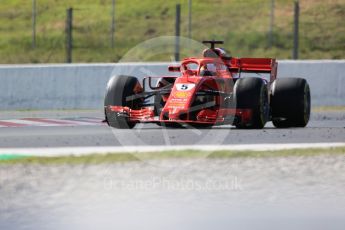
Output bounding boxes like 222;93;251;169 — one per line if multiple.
105;106;252;126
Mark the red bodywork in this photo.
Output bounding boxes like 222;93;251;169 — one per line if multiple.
106;55;277;126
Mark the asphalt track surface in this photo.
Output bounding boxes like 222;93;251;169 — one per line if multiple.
0;110;344;148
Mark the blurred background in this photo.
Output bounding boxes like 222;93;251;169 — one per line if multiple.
0;0;344;63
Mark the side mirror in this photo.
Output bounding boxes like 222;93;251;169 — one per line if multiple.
168;66;180;72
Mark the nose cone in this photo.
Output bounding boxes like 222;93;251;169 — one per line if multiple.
168;108;186;120
160;78;200;121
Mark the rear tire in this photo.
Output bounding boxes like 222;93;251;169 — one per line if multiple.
270;78;310;128
104;75;141;129
234;78;269;129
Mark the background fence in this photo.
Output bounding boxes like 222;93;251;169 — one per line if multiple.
0;0;344;63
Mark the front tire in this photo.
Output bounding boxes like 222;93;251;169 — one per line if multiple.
154;77;176;127
104;75;142;129
154;77;176;116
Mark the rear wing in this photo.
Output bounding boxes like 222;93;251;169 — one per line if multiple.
228;58;278;82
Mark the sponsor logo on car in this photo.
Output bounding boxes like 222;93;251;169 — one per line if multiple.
174;91;192;98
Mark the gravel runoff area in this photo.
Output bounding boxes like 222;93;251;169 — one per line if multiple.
1;153;345;230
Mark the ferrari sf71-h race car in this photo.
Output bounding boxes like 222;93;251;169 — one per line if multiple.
104;40;310;129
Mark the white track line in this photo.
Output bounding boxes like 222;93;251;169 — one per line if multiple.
41;118;101;126
0;143;344;157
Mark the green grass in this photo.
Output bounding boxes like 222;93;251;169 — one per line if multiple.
0;0;344;63
1;147;344;165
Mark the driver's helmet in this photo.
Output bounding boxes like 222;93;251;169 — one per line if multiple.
205;63;217;72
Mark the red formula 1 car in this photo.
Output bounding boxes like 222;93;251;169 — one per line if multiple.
104;40;310;129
